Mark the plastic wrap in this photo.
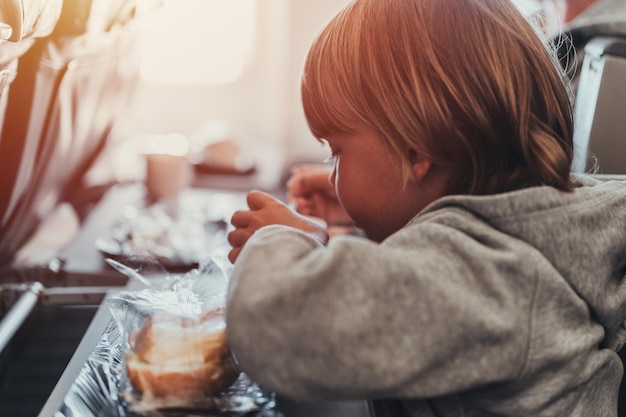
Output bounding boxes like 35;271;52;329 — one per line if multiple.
55;258;282;417
95;198;230;271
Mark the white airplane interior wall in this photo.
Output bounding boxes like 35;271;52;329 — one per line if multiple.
99;0;540;190
104;0;352;190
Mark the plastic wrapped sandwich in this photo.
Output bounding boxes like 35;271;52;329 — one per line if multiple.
105;258;276;415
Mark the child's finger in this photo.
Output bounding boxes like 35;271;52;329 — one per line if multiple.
230;210;250;228
227;228;247;248
246;190;277;210
228;247;241;264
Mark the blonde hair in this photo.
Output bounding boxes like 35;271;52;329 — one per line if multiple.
301;0;574;195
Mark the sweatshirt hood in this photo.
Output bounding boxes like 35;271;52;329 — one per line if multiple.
421;176;626;351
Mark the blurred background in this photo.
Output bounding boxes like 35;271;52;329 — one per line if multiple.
0;0;550;271
83;0;544;188
0;0;546;270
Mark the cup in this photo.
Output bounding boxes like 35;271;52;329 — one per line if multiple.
145;153;190;202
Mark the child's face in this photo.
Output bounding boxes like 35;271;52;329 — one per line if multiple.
324;127;431;242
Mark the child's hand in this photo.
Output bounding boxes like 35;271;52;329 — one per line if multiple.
228;190;329;263
286;165;353;226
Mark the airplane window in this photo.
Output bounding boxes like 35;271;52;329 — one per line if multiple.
139;0;257;84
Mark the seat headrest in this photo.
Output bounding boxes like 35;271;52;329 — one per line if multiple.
0;0;23;42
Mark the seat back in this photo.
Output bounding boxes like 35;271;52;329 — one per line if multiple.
0;0;63;261
572;37;626;174
0;0;151;267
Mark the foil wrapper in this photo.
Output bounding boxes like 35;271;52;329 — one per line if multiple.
54;258;283;417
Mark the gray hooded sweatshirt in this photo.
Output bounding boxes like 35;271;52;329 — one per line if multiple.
226;176;626;416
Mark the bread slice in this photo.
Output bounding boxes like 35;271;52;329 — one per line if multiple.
125;310;240;400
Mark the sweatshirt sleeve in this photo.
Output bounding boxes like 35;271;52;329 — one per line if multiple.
225;216;538;401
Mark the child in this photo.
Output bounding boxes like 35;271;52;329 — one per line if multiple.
226;0;626;415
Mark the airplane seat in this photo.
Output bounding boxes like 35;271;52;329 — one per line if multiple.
569;33;626;417
0;46;20;143
0;0;162;268
0;1;63;134
0;0;63;265
572;36;626;174
0;0;62;206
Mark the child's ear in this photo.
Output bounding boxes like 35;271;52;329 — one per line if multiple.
408;149;431;182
